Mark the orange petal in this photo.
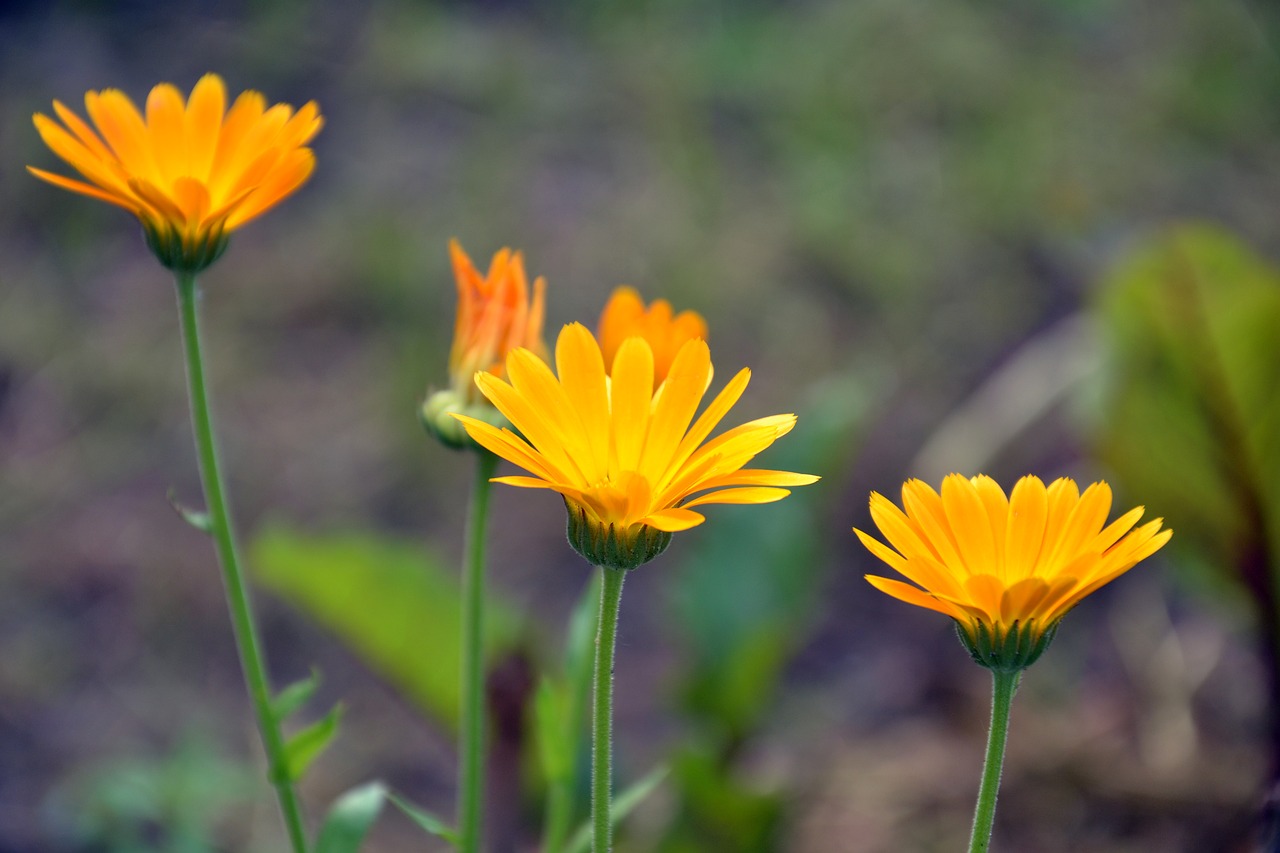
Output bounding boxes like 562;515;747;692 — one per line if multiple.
866;575;968;621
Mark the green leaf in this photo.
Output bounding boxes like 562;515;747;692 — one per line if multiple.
563;571;601;733
562;765;668;853
538;574;603;853
249;526;522;730
283;703;344;782
387;792;459;845
534;678;571;783
272;666;322;723
166;488;212;534
1093;223;1280;598
316;782;387;853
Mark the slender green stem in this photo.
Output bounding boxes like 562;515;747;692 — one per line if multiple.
174;272;308;853
968;669;1019;853
458;449;498;853
592;566;626;853
543;572;603;853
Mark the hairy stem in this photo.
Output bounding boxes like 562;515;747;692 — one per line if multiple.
174;272;308;853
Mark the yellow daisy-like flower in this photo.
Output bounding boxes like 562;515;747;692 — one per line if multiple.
454;323;818;569
28;73;321;273
598;286;708;386
856;474;1171;670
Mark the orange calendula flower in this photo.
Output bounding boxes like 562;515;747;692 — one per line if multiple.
29;73;321;273
598;286;708;386
422;241;548;450
454;323;818;569
856;474;1172;670
448;240;548;399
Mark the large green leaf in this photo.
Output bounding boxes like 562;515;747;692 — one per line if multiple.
1094;223;1280;594
250;526;522;730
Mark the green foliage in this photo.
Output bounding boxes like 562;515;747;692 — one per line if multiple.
673;378;869;736
272;667;324;723
562;765;668;853
536;573;602;852
283;703;345;783
658;378;870;844
250;525;522;730
166;488;213;534
1094;223;1280;593
658;750;781;853
316;783;387;853
43;734;260;853
387;792;459;845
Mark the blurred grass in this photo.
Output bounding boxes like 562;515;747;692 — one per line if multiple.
2;0;1279;849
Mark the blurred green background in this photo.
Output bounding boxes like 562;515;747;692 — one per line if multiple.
4;0;1280;850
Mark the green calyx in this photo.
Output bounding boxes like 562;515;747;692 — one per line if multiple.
957;619;1058;672
420;389;507;451
145;221;229;274
564;500;671;571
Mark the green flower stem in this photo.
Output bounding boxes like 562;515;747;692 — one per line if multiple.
174;272;308;853
968;669;1020;853
458;449;498;853
592;566;626;853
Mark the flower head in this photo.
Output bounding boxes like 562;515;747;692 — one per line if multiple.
598;286;708;387
29;73;321;273
422;241;548;449
454;323;818;569
856;474;1171;670
447;240;548;399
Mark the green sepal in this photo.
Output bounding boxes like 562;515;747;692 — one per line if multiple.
280;702;344;782
146;221;229;274
316;782;387;853
562;765;668;853
419;389;508;451
166;488;212;534
271;666;322;723
387;792;459;845
956;619;1058;672
564;501;672;571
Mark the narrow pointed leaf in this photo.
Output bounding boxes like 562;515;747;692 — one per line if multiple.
563;765;668;853
316;782;387;853
166;488;212;533
387;792;459;845
272;666;322;723
283;703;344;782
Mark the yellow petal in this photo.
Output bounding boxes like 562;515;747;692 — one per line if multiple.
865;575;968;621
146;82;187;183
681;486;791;508
642;507;705;532
942;473;997;576
609;337;654;472
27;166;139;213
555;324;610;478
185;73;226;181
640;337;710;480
1005;475;1048;581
